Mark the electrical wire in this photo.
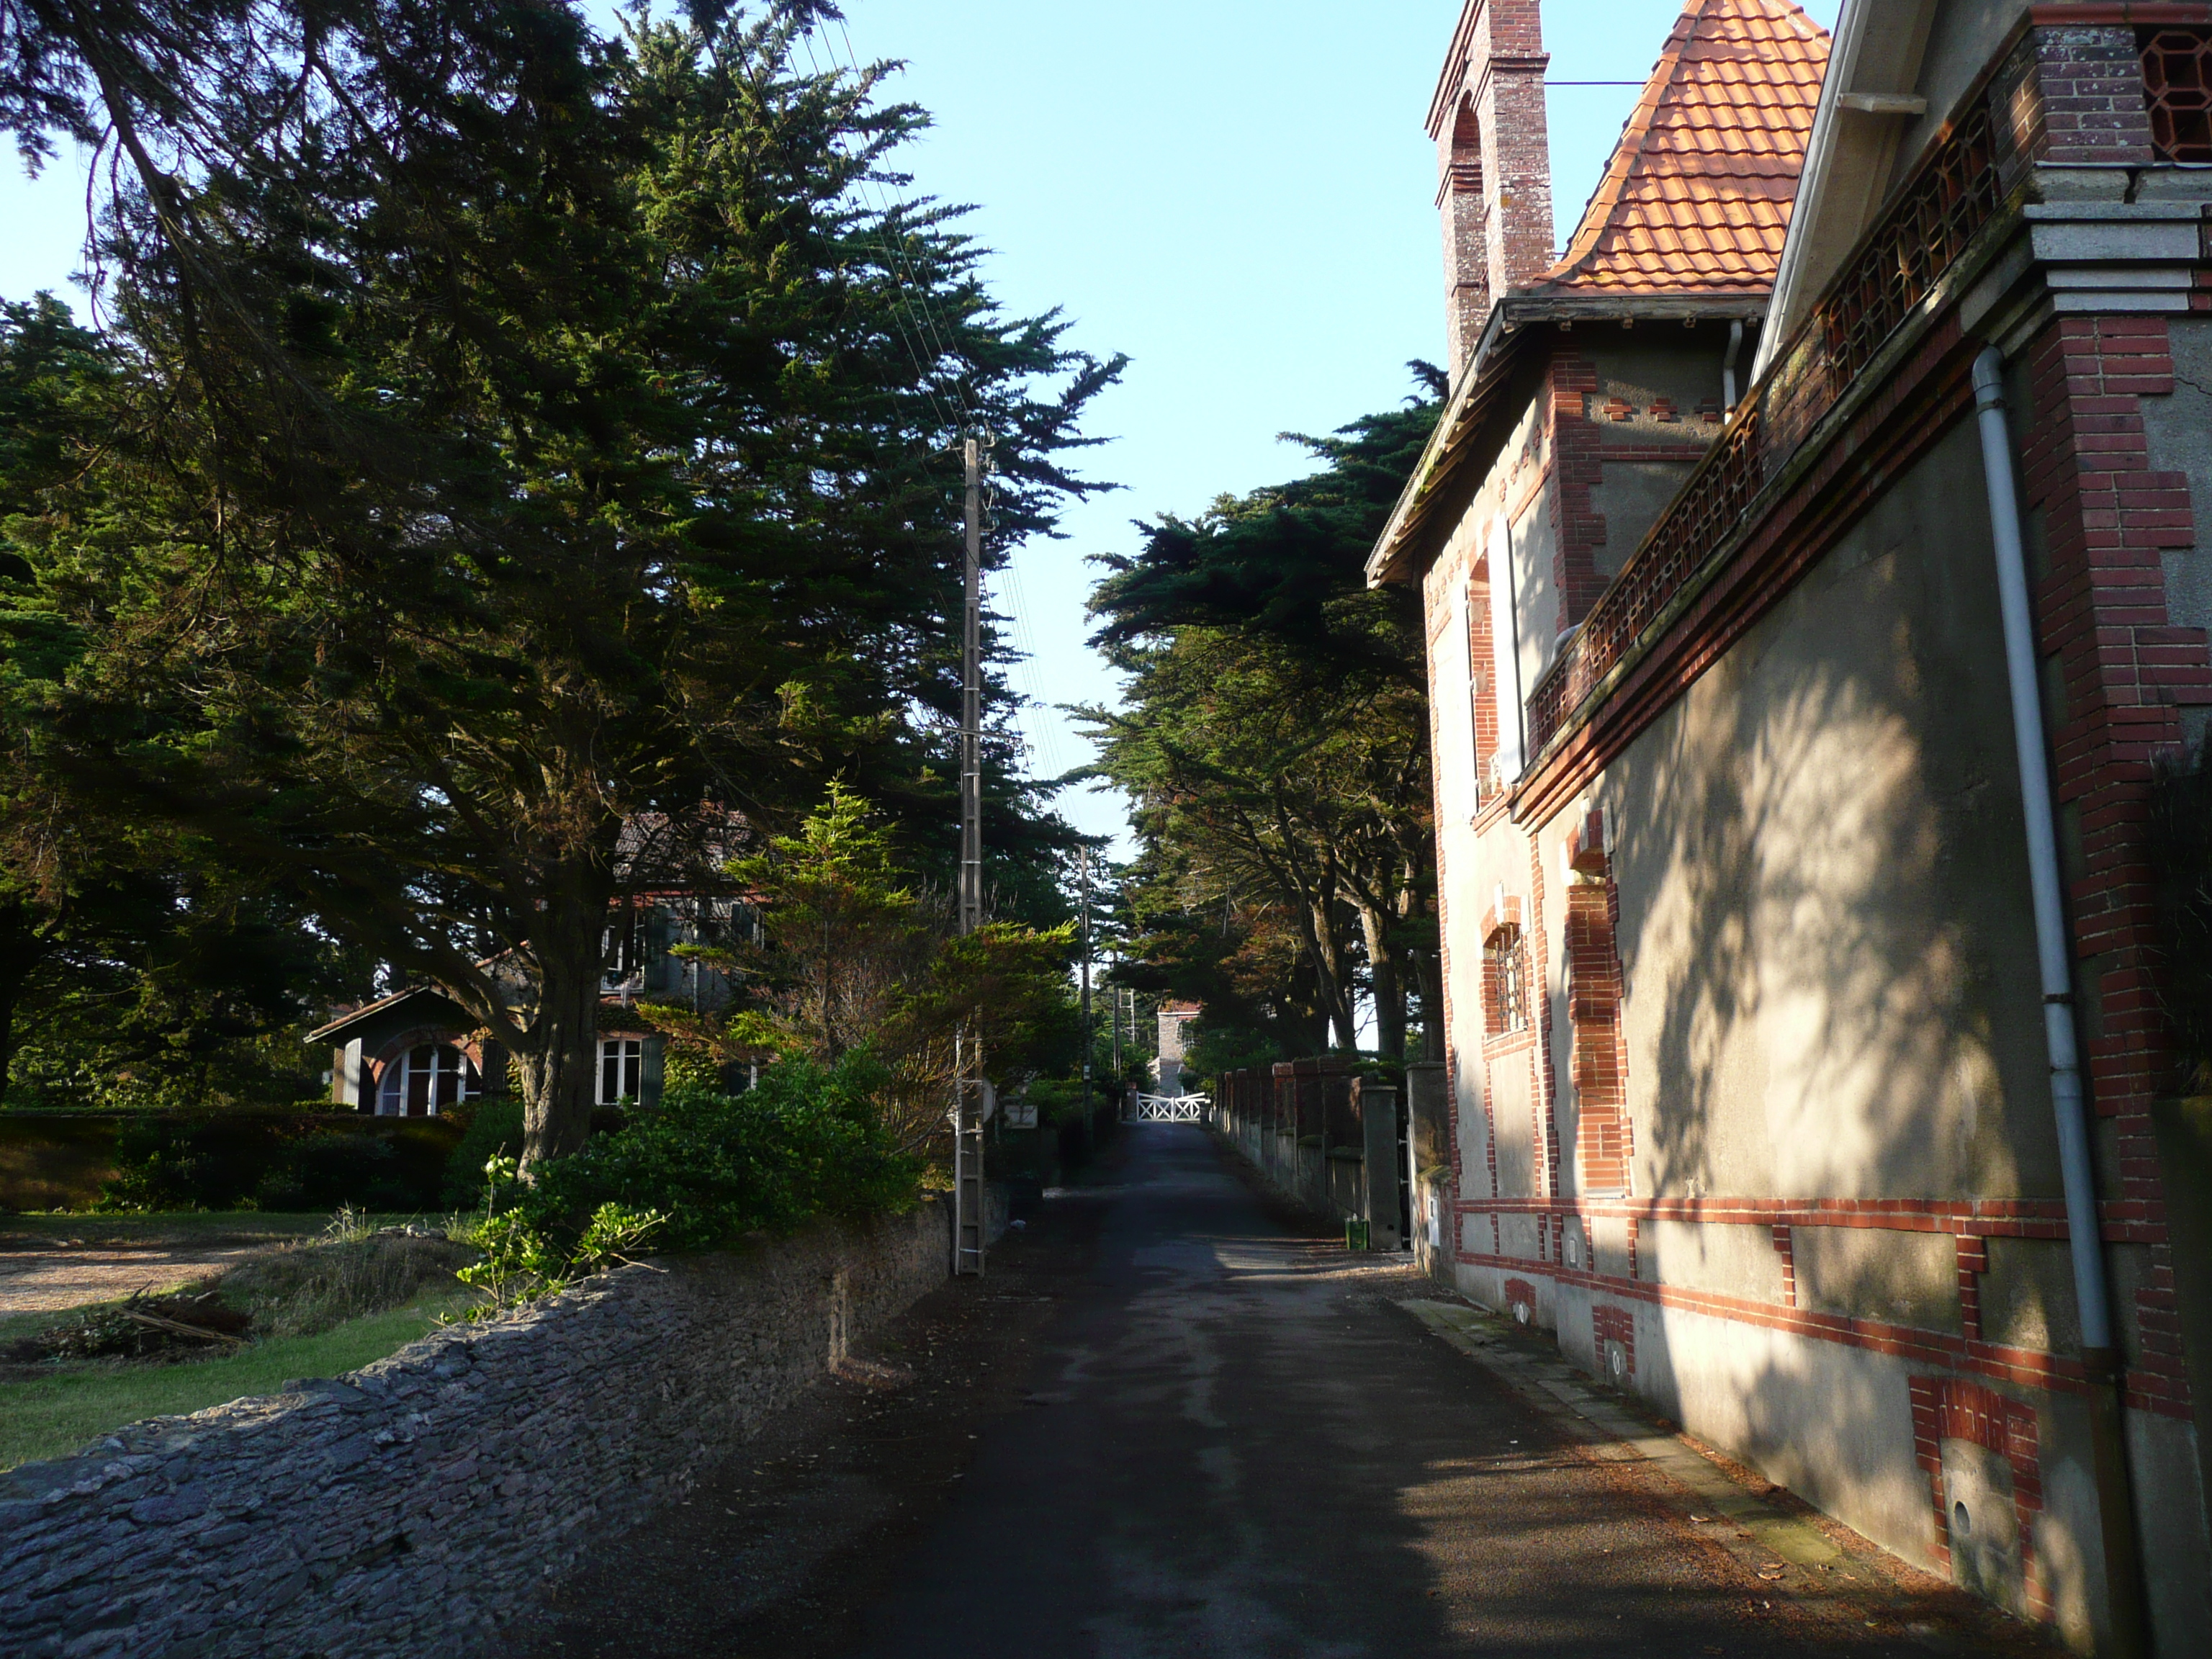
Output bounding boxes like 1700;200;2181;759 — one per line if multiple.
791;30;965;441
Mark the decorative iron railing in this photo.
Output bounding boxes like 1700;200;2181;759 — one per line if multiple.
1521;78;2007;753
2144;27;2212;161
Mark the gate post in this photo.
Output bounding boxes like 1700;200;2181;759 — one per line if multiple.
1356;1077;1403;1250
1406;1061;1449;1273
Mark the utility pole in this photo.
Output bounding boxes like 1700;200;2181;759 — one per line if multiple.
960;438;983;936
952;436;986;1276
1079;848;1095;1135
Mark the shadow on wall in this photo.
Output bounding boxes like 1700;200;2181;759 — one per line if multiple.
1605;421;2051;1217
1553;423;2111;1634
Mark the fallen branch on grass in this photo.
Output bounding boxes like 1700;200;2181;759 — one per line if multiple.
117;1308;249;1347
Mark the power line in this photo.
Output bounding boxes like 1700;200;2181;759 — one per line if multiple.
799;24;979;433
791;30;966;440
832;19;976;417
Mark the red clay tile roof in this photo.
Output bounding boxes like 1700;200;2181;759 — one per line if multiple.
1540;0;1829;295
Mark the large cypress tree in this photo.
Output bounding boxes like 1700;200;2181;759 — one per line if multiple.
0;2;1118;1163
1084;371;1442;1064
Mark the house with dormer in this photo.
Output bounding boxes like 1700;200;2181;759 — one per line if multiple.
1372;0;2212;1649
307;813;751;1115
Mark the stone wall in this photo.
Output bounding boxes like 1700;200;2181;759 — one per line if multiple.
0;1201;951;1659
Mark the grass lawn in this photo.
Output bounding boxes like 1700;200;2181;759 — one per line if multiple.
0;1283;477;1473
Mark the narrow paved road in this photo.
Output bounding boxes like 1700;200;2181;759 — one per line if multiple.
843;1125;2027;1659
533;1123;2047;1659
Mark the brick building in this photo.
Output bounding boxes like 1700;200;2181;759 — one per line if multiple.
1154;1000;1202;1096
1370;1;2212;1650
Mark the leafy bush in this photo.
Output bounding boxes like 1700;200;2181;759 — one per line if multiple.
529;1052;920;1249
440;1098;526;1208
456;1051;920;1313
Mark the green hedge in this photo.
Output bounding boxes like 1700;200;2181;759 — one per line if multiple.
0;1110;470;1213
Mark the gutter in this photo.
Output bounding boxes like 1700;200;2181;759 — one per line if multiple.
1971;346;2149;1658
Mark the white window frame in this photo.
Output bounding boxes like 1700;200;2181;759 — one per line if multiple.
598;1038;644;1105
376;1043;480;1118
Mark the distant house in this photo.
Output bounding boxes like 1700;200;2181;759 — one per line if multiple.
308;814;747;1115
1373;0;2212;1647
1153;1001;1201;1095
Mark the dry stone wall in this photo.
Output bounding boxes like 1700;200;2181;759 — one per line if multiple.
0;1201;950;1659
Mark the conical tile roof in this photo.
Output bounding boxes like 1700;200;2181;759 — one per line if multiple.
1541;0;1829;295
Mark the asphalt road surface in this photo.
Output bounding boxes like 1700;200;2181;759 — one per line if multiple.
532;1123;2049;1659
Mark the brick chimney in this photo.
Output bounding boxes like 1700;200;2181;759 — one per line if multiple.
1429;1;1553;377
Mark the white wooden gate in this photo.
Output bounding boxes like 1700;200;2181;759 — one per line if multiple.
1125;1092;1212;1124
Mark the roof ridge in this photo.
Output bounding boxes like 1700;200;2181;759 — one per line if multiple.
1536;0;1830;298
1550;0;1713;282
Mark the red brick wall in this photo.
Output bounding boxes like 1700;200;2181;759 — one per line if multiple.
2027;25;2156;164
2018;314;2208;1416
1910;1374;2051;1620
1549;350;1610;623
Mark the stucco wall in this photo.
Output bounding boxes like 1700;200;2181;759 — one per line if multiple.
0;1203;951;1659
1426;395;2212;1647
1602;415;2054;1208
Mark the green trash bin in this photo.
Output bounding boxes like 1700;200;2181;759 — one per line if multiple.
1345;1217;1370;1251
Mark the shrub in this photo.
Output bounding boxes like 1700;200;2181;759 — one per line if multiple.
440;1098;526;1208
531;1051;920;1249
456;1051;920;1312
91;1112;462;1213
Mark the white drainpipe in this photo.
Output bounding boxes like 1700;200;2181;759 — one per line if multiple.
1722;318;1745;413
1972;346;2146;1654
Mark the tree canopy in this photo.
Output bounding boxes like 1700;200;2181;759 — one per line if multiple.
1082;368;1444;1069
0;1;1119;1163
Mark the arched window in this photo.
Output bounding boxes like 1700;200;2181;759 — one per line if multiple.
1444;95;1491;367
1484;925;1529;1036
377;1044;480;1118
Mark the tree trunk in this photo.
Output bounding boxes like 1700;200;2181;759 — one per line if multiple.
0;901;45;1102
1357;899;1406;1061
515;884;606;1174
1310;896;1358;1051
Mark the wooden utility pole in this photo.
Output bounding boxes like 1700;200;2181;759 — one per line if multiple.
960;438;983;935
952;436;986;1276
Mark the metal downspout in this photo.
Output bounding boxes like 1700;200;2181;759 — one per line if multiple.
1972;346;2149;1656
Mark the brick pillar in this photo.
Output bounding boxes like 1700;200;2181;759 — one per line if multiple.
1430;0;1552;377
2028;25;2156;164
2018;315;2208;1421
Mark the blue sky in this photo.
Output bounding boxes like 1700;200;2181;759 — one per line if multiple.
0;0;1840;849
